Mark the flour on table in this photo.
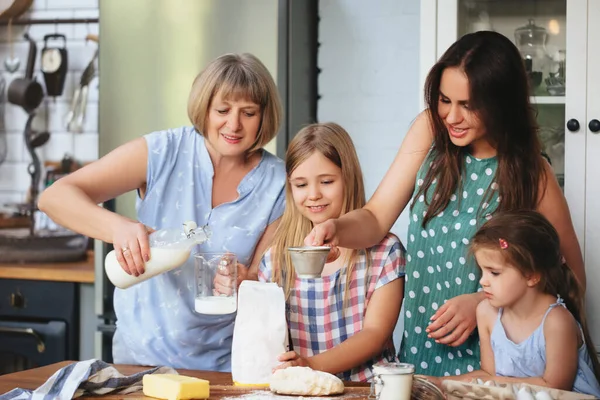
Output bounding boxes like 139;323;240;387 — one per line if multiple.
270;367;345;396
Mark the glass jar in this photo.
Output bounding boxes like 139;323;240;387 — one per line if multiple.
194;252;238;315
514;19;549;93
546;49;566;96
370;362;415;400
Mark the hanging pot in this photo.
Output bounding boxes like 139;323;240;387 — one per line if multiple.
7;33;44;113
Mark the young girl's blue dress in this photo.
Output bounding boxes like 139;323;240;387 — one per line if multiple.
491;296;600;397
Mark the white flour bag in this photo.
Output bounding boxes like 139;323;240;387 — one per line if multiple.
231;281;288;386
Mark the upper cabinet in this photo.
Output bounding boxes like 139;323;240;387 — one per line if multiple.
420;0;600;351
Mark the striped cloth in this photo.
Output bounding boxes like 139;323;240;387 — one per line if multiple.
259;233;406;382
0;359;176;400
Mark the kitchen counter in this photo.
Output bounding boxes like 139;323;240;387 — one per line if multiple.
0;361;371;399
0;250;94;283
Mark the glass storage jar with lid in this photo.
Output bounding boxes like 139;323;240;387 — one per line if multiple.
514;19;550;93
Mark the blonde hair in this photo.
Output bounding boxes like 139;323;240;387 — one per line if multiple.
187;53;282;153
269;122;369;303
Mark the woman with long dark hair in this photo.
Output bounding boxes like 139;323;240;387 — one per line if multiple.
305;31;584;376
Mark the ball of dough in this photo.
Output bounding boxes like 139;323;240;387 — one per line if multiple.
270;367;344;396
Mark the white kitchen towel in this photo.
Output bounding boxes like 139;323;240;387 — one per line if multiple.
0;359;176;400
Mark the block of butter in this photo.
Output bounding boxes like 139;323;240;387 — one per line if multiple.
143;374;209;400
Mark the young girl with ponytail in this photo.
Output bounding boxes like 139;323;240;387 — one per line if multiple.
440;210;600;396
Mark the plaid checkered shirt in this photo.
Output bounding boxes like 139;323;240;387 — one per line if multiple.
258;233;406;382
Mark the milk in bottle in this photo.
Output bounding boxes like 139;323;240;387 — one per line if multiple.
105;221;211;289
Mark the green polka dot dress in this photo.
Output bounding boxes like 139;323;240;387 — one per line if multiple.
400;152;499;376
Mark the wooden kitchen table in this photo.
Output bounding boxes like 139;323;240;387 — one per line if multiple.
0;361;371;399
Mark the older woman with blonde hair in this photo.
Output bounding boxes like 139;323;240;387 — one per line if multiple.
38;53;286;370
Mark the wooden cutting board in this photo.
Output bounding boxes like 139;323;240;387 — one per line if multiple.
0;361;371;399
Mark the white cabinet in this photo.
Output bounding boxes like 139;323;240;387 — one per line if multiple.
420;0;600;350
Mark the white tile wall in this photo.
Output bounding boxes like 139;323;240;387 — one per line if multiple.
318;0;421;351
318;0;420;244
0;0;99;205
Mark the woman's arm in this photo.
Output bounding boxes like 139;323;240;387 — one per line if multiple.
307;112;433;249
38;137;149;243
38;138;150;275
425;291;485;347
537;161;585;288
277;278;403;375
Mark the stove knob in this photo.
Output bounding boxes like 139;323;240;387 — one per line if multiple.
10;292;25;308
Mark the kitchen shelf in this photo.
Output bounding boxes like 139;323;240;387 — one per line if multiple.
0;250;94;283
530;96;566;105
0;17;98;26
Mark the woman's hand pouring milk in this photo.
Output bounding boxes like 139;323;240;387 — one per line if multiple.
105;221;211;289
112;219;156;276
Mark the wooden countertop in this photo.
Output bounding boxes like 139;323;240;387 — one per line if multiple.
0;250;95;283
0;362;371;399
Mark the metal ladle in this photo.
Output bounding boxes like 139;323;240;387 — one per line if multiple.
4;19;20;73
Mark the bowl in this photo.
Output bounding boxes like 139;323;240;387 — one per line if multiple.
288;246;330;278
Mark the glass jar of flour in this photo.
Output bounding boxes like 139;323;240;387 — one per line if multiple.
194;252;238;315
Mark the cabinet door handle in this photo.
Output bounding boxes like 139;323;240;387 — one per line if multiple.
589;119;600;133
0;326;46;353
567;119;580;132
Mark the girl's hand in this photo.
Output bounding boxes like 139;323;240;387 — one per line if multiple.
426;293;480;347
112;220;155;276
273;351;311;371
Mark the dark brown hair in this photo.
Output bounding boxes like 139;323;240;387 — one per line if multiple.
471;211;600;381
415;31;546;226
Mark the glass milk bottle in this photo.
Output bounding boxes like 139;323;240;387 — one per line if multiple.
194;252;238;315
105;221;211;289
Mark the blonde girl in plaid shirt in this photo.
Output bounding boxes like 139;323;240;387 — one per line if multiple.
258;122;406;382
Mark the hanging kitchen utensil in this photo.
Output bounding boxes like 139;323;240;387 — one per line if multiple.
7;33;44;113
28;129;49;148
22;112;45;235
41;34;69;97
66;48;97;133
4;19;20;73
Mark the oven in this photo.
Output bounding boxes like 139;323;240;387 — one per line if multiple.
0;279;79;375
